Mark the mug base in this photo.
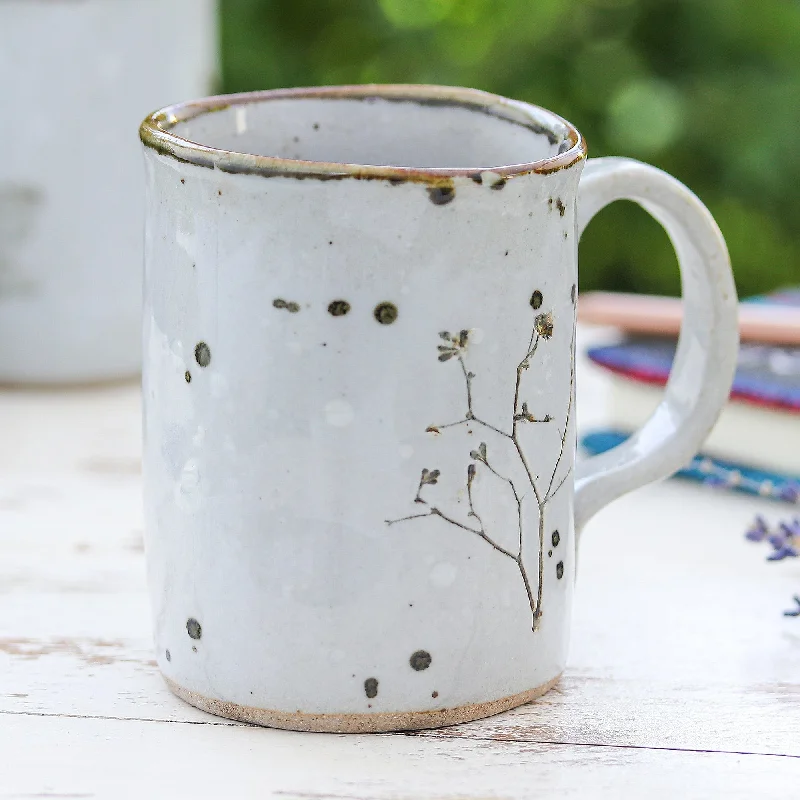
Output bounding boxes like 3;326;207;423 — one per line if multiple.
164;673;561;733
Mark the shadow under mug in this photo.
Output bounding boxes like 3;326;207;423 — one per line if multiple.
139;85;738;732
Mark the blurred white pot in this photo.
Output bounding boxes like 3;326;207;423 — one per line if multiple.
0;0;217;383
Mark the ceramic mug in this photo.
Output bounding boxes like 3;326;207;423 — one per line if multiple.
0;0;217;383
140;85;738;732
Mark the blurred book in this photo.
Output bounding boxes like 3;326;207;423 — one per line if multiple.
582;430;799;504
587;336;800;475
580;288;800;494
579;289;800;345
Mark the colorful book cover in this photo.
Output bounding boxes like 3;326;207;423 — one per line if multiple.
587;337;800;412
586;287;800;411
581;430;800;505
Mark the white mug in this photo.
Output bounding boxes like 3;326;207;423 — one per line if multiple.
140;85;738;732
0;0;217;383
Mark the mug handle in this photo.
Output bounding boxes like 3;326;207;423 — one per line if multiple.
574;157;739;536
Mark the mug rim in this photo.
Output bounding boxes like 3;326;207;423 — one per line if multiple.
139;84;587;183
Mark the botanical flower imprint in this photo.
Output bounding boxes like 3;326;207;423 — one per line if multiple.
386;290;576;632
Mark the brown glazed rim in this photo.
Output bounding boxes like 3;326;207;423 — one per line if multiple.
139;84;587;183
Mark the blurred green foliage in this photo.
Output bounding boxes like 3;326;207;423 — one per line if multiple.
221;0;800;296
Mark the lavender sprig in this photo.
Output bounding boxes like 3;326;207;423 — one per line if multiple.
745;514;800;616
785;596;800;618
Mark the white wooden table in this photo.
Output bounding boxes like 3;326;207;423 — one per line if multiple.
2;327;798;798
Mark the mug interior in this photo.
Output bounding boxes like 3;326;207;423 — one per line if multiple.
144;86;585;176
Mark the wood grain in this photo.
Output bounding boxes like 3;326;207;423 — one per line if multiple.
2;714;799;800
1;337;799;798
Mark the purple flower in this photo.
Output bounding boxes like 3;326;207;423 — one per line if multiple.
779;482;800;504
767;520;800;554
746;516;800;615
767;544;798;561
779;521;797;540
768;531;788;549
745;515;770;542
783;517;800;537
784;596;800;618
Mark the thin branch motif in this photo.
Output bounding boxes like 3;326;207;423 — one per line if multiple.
386;300;575;633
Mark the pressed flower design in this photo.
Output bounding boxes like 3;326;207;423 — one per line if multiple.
386;290;576;633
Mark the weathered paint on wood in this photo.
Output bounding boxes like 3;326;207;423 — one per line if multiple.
1;333;798;797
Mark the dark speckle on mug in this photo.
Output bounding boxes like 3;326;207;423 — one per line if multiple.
432;690;439;698
552;530;561;547
328;299;351;317
313;122;320;130
374;302;398;325
186;618;202;640
470;173;483;185
273;298;301;313
427;186;455;206
556;561;564;580
180;179;185;185
530;290;543;310
490;178;506;190
410;650;432;671
556;198;566;216
194;342;211;368
165;649;171;662
364;677;378;699
184;370;192;384
571;284;577;304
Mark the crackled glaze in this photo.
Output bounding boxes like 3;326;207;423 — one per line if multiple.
140;86;737;732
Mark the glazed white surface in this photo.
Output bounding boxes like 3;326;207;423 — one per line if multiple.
141;91;736;725
0;0;216;382
143;151;581;715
